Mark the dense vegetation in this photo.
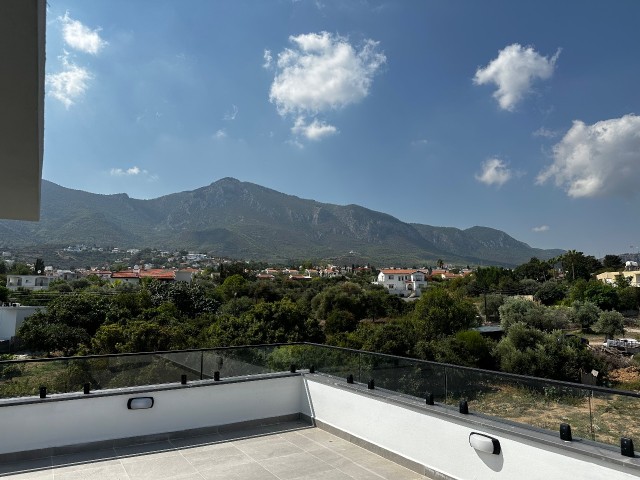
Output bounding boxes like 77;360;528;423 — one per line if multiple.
4;250;640;385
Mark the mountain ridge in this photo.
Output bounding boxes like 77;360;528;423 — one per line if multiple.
0;178;563;266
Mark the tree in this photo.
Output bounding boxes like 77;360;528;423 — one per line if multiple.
0;285;8;303
470;266;514;294
499;297;568;333
534;281;567;305
9;263;31;275
494;323;603;381
413;287;478;339
33;258;45;275
217;274;249;301
311;282;367;322
582;281;619;311
324;310;358;335
570;301;601;332
514;257;553;282
618;287;640;312
594;311;625;340
559;250;601;282
602;255;624;271
431;330;495;369
18;316;90;355
480;294;505;323
346;319;417;357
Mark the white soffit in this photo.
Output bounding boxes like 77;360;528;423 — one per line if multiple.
0;0;45;221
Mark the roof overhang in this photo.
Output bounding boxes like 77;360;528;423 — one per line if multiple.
0;0;46;221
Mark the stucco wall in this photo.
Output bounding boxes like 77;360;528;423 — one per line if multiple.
305;378;639;480
0;375;306;455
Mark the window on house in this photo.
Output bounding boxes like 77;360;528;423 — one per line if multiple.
388;275;394;280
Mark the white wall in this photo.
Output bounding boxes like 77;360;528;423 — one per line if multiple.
0;306;41;340
305;379;638;480
2;372;638;479
0;376;306;455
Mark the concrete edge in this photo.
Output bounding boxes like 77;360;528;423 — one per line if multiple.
0;371;302;408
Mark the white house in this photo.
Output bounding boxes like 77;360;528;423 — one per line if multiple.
374;269;428;297
0;304;42;341
6;275;52;291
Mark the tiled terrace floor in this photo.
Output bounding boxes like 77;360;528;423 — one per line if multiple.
0;420;431;480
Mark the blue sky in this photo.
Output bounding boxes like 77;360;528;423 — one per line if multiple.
43;0;640;258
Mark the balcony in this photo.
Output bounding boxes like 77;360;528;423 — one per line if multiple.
1;343;639;479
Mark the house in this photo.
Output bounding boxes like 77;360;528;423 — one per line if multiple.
374;269;428;297
256;273;275;281
6;275;52;291
175;268;198;283
289;274;311;281
597;270;640;287
110;271;142;285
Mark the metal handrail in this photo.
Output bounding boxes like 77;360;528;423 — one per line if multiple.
1;341;638;399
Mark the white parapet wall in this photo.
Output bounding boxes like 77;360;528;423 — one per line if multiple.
304;376;640;480
2;371;640;480
0;374;309;457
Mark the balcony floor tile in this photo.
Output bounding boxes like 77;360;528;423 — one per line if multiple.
1;421;432;480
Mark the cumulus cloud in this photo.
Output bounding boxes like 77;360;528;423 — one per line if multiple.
474;44;560;111
475;158;512;187
537;114;640;198
269;32;385;115
291;117;338;140
46;54;93;108
267;31;385;142
59;11;107;54
532;225;550;232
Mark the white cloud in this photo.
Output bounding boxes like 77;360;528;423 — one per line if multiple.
224;105;239;121
45;53;93;108
291;117;338;140
269;32;386;115
475;158;512;187
537;114;640;198
474;44;560;111
532;126;559;138
214;129;227;139
111;166;143;176
411;139;428;146
59;11;107;55
532;225;550;232
263;49;273;69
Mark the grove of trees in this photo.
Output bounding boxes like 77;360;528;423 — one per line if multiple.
2;250;639;385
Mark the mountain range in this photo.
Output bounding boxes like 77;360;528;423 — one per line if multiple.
0;178;563;266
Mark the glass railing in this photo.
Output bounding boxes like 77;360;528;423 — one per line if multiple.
1;342;639;447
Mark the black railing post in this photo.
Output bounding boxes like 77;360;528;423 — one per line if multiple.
589;389;595;441
200;351;204;380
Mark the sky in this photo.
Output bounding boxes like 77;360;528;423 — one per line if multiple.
42;0;640;258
